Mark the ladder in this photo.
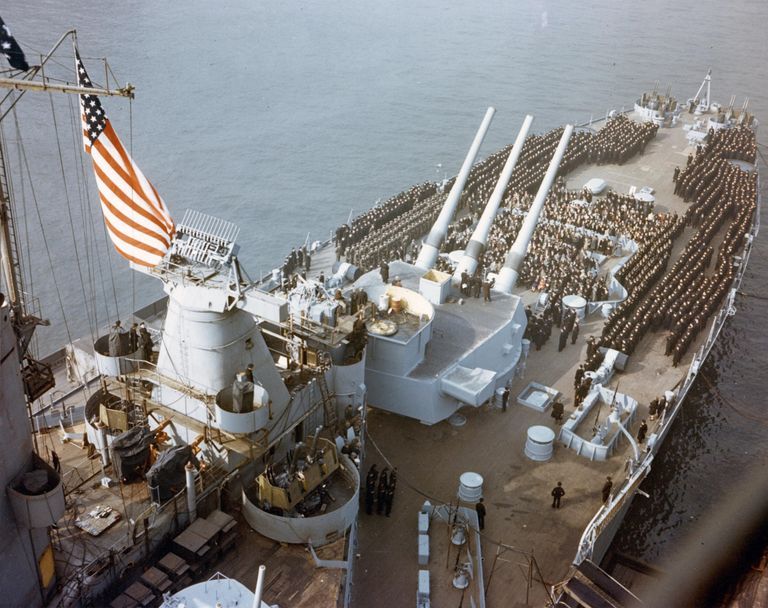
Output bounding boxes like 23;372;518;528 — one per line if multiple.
0;133;26;313
317;372;337;430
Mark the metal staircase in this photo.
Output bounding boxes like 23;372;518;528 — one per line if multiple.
0;134;25;315
317;372;337;430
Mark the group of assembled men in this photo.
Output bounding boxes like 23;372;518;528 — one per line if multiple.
109;319;153;362
339;182;440;269
523;301;580;353
281;245;311;280
595;126;757;369
337;114;656;277
365;464;397;517
458;269;495;302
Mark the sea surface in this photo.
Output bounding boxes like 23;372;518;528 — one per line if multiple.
7;0;768;596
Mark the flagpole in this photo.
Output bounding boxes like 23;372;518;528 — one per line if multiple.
0;29;134;124
0;78;134;98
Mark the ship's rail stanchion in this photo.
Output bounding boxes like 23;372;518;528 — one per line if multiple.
119;358;213;408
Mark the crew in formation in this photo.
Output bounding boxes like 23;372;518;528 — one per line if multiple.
335;115;656;277
591;126;757;369
337;183;440;268
336;121;618;272
329;116;755;378
265;114;755;386
364;464;398;517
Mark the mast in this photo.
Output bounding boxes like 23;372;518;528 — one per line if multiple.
0;30;133;384
0;135;23;315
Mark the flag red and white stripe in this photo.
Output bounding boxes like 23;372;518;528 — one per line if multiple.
77;50;174;267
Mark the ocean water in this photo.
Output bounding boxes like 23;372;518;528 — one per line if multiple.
6;0;768;593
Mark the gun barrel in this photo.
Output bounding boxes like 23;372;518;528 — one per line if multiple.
414;107;496;270
453;114;534;283
495;124;574;294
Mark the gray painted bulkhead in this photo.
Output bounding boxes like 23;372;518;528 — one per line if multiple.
366;297;526;425
0;302;55;606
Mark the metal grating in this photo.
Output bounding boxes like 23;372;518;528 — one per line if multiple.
172;209;240;267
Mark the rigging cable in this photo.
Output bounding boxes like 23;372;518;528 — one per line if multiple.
100;191;121;323
3;119;34;305
129;95;136;319
66;92;100;333
68;90;112;329
48;92;96;342
68;58;121;325
11;107;75;346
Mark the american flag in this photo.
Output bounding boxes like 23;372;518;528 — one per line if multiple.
0;16;29;71
77;50;174;267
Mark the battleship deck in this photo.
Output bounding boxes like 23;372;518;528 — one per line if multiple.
334;109;750;607
38;388;352;608
32;107;754;607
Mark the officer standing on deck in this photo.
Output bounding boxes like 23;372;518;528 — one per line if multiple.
637;419;648;444
551;400;564;424
501;386;510;412
128;323;139;352
482;276;495;302
602;476;613;503
365;465;378;515
385;468;397;517
139;323;153;362
574;364;585;391
475;498;486;530
109;320;124;357
376;468;389;515
551;482;565;508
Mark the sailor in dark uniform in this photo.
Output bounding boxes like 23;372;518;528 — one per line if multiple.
551;400;564;424
586;336;597;358
376;468;389;515
602;476;613;503
471;274;482;298
574;364;585;390
139;323;153;362
128;322;139;352
460;271;470;296
475;498;486;530
365;465;378;515
551;482;565;508
637;419;648;444
385;468;397;517
482;277;495;302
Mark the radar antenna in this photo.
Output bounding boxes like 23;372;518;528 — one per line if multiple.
170;209;240;268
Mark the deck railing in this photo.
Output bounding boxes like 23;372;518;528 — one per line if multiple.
573;186;761;566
